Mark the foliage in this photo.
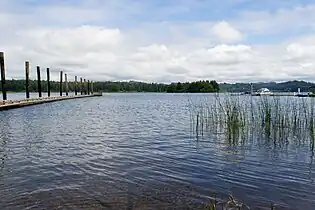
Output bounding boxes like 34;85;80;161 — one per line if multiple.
166;80;219;93
0;79;219;93
2;79;315;93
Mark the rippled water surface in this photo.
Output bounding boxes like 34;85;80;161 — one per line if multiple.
0;93;315;209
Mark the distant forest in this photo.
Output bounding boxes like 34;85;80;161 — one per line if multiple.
1;79;313;93
0;79;220;93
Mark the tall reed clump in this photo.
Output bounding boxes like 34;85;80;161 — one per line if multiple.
188;94;315;150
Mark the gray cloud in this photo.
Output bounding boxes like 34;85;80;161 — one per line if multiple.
166;67;189;75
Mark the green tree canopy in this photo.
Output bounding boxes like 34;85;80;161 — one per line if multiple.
0;79;220;93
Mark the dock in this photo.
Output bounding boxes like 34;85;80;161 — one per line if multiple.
0;51;102;111
0;93;102;111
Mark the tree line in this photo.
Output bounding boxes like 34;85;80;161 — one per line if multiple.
166;80;219;93
0;79;220;93
3;79;311;93
220;80;315;93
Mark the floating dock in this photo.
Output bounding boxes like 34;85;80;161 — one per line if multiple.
0;93;102;111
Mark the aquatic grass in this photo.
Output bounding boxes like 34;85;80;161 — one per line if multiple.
206;192;282;210
189;94;315;151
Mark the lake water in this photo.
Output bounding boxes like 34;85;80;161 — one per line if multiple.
0;93;314;209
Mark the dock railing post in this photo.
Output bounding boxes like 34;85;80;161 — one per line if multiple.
65;73;68;96
0;52;7;101
60;71;63;96
25;61;30;99
47;68;50;97
75;76;78;96
37;66;42;98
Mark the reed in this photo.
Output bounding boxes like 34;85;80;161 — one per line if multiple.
206;192;280;210
189;94;315;150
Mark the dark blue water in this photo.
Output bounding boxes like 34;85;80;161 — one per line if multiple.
0;93;314;209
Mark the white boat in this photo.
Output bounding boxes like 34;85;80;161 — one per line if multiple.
252;88;274;96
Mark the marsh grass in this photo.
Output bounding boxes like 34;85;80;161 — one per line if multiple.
208;194;250;210
206;192;279;210
189;94;315;150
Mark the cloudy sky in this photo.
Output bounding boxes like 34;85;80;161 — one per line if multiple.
1;0;315;83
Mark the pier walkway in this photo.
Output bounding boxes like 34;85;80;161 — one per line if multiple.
1;51;101;111
0;93;102;111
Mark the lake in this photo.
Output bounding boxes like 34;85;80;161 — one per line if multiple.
0;93;314;209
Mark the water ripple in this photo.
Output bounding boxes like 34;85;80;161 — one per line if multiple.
0;93;315;209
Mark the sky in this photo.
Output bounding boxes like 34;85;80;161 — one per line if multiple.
1;0;315;83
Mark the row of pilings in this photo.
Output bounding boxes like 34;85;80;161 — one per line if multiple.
0;52;94;101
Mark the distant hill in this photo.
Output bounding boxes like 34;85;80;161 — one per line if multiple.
219;80;315;93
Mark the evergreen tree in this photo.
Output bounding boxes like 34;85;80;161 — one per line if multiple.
0;79;220;93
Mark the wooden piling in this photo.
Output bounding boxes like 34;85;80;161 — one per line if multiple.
0;52;7;100
80;77;83;95
65;73;68;96
84;79;87;95
37;66;42;98
87;80;90;95
75;76;78;96
60;71;63;96
47;68;50;97
25;61;30;99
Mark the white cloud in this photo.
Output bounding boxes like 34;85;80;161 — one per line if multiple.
286;42;315;60
188;45;251;65
2;24;315;83
211;21;243;43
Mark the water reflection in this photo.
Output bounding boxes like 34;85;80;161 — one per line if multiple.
309;152;314;183
0;112;11;175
